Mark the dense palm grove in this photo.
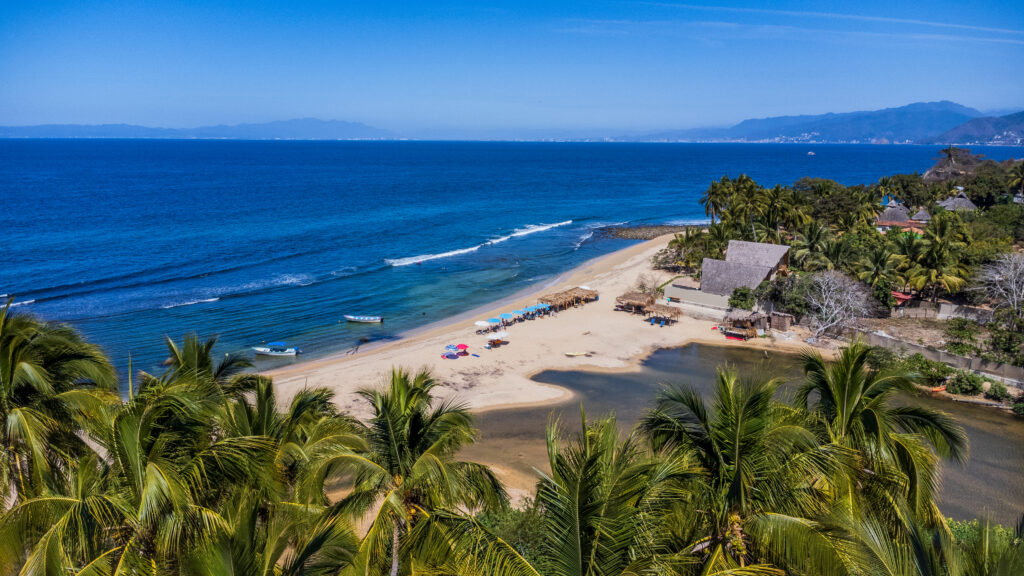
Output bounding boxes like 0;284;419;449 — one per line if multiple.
2;298;1023;575
653;151;1024;367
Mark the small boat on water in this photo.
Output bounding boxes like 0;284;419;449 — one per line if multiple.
253;342;300;356
344;315;383;323
807;151;816;156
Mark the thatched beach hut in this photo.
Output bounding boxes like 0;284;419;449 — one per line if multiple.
616;291;654;313
540;287;599;310
936;191;978;212
646;303;681;324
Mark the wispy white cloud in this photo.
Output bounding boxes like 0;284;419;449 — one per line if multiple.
557;15;1024;45
643;2;1024;36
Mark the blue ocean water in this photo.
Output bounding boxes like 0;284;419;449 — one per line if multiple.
2;140;1020;380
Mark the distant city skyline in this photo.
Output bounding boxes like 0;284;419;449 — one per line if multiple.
2;1;1022;139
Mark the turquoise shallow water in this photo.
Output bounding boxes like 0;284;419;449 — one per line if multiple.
2;140;1020;380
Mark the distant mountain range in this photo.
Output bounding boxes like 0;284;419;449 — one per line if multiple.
1;102;1021;144
0;118;393;140
634;101;995;144
923;110;1024;146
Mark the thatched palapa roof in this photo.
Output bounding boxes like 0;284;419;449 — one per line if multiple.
936;191;977;212
725;240;790;268
616;292;655;308
540;287;599;308
700;258;772;297
646;303;680;319
878;205;910;223
911;208;931;222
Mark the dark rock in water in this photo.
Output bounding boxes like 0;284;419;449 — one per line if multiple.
359;337;371;343
600;224;703;240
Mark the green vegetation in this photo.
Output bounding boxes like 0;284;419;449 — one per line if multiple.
727;286;756;310
654;150;1024;367
3;297;1022;574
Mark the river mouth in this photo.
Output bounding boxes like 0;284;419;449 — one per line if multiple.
463;343;1024;525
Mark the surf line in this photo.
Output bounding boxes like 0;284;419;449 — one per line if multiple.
385;220;573;267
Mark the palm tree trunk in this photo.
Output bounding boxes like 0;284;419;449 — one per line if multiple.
391;524;400;576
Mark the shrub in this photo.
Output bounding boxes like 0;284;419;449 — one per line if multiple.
903;353;953;388
867;346;901;371
729;286;756;311
944;318;980;356
985;380;1011;402
1014;401;1024;417
946;371;984;396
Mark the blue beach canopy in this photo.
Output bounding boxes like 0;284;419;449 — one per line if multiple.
486;318;501;323
499;313;515;319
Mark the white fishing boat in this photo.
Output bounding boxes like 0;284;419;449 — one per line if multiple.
253;342;300;356
344;315;383;323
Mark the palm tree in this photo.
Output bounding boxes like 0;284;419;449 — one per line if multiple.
792;223;832;271
909;213;969;301
159;332;252;386
701;177;732;224
641;368;855;575
2;365;277;574
302;368;530;576
857;246;902;289
1009;161;1024;196
798;342;967;523
0;298;116;502
822;237;856;271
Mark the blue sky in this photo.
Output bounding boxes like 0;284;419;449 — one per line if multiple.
1;1;1022;137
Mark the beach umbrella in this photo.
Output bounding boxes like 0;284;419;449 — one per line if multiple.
489;331;509;339
445;344;458;352
474;321;491;327
499;313;515;319
456;343;468;350
524;306;537;312
486;318;501;324
537;303;550;309
512;309;525;315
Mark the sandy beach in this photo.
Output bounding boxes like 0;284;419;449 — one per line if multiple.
268;234;815;420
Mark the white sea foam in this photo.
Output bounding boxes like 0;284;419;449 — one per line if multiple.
9;299;34;307
573;230;595;249
160;297;219;309
387;220;573;267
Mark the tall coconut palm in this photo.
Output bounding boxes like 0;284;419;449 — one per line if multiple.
857;246;903;289
798;342;967;523
908;214;969;301
302;368;531;576
533;412;726;576
701;177;732;224
1009;162;1024;196
792;223;832;271
2;366;276;574
641;368;855;576
0;298;116;502
159;332;252;386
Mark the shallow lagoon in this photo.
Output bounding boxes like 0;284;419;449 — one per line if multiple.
465;343;1024;525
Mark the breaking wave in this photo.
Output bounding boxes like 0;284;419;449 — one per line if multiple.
386;220;573;266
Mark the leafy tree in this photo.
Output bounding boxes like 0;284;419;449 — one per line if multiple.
728;287;756;311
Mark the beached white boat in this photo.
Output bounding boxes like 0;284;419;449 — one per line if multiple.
253;342;300;356
344;315;383;323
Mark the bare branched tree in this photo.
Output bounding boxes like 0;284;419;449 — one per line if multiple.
807;271;871;338
977;253;1024;320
